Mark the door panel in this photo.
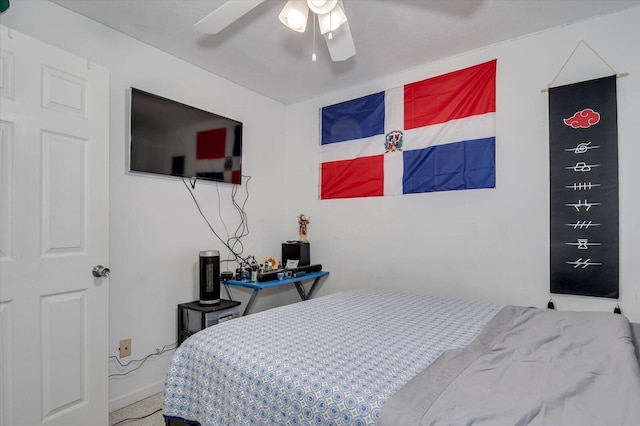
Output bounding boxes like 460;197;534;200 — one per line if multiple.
0;120;13;260
41;130;87;255
0;24;109;426
41;290;86;421
0;301;14;426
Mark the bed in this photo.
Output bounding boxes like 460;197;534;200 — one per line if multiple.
163;288;640;425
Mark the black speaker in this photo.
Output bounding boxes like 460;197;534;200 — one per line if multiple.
282;242;310;267
199;250;220;305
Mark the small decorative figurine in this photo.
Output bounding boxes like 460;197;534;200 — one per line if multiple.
298;214;310;242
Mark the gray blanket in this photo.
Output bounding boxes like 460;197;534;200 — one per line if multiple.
379;306;640;425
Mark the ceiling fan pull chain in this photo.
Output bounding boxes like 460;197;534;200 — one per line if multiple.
312;14;317;61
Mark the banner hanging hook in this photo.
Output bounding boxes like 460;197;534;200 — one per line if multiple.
541;39;628;93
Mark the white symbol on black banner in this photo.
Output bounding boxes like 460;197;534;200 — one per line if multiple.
565;162;601;172
565;258;602;269
565;142;600;154
565;199;601;211
565;182;601;191
565;239;601;250
565;220;601;229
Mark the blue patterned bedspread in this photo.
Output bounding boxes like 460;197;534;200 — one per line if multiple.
163;288;502;425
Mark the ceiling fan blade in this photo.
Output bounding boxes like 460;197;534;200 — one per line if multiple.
324;20;356;61
194;0;265;34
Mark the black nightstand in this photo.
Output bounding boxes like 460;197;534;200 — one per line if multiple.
177;299;241;346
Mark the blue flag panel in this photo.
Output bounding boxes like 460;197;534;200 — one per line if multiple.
321;92;385;145
402;138;495;194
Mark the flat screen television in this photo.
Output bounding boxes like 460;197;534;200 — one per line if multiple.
129;87;243;184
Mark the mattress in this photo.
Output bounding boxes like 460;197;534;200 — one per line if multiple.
163;288;502;425
379;305;640;425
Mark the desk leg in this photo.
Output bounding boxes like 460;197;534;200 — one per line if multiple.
294;275;326;301
223;283;233;300
307;277;321;299
294;282;308;300
242;288;260;316
306;276;325;299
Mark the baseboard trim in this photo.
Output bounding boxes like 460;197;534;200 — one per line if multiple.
109;379;165;412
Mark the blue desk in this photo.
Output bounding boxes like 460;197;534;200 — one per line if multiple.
223;270;329;316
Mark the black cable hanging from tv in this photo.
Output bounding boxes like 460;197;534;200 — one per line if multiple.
181;175;252;265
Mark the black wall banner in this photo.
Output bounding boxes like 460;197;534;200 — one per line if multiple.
549;76;619;298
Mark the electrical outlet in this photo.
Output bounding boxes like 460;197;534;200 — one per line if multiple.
119;338;131;358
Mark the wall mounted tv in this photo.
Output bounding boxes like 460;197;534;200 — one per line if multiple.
129;87;243;184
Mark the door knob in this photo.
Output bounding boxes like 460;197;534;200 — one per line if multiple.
92;265;111;278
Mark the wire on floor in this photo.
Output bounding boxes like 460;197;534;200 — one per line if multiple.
110;408;162;426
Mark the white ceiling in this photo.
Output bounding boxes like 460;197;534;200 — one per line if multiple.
51;0;640;105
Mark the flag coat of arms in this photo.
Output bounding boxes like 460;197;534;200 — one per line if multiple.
320;60;496;199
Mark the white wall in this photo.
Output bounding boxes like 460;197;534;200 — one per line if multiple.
4;0;640;414
1;1;303;411
283;7;640;323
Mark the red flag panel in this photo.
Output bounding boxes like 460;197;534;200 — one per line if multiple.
321;155;384;199
404;60;496;130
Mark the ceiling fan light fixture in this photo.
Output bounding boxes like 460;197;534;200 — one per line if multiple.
279;0;309;32
306;0;338;15
317;4;347;35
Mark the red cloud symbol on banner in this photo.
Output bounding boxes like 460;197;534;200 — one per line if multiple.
563;108;601;128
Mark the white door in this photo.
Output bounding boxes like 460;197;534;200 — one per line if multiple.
0;25;109;426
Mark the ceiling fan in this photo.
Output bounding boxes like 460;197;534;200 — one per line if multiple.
194;0;356;62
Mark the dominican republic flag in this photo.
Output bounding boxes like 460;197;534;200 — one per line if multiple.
320;60;496;199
